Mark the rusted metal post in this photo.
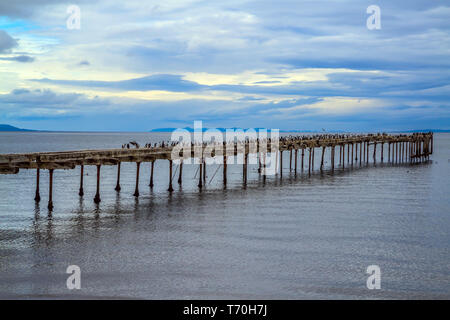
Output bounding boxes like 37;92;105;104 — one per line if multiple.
114;162;121;192
48;169;54;210
168;160;174;192
94;165;101;203
79;165;84;196
34;168;41;202
149;161;154;188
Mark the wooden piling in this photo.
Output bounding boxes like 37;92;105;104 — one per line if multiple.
34;168;41;202
114;162;121;192
280;151;283;178
320;146;325;172
149;161;155;188
308;147;312;175
79;165;84;196
381;143;384;162
223;155;227;186
351;143;354;166
134;162;141;196
167;160;174;192
373;142;377;162
290;149;293;171
301;148;304;172
198;160;203;189
331;146;335;173
48;169;54;210
294;149;298;175
94;165;101;203
178;160;183;185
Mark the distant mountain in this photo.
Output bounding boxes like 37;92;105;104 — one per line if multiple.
0;124;35;132
150;127;450;133
149;127;326;133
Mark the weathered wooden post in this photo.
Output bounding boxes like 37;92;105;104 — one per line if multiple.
294;149;298;175
34;168;41;202
351;143;354;166
223;155;227;186
114;162;121;192
94;165;101;204
331;145;335;173
312;147;315;171
431;133;433;154
149;161;155;188
359;142;362;165
280;151;283;178
178;160;183;185
347;143;350;164
134;162;141;196
79;165;84;196
308;147;312;175
168;160;174;192
290;149;293;171
203;158;206;184
198;159;203;189
48;169;54;210
301;148;305;172
320;146;325;172
373;142;377;162
263;152;266;183
388;142;391;163
366;141;369;164
342;145;345;169
381;143;384;162
243;150;247;186
355;142;358;162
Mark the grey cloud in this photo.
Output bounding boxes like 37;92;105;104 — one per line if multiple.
0;30;17;53
0;55;35;62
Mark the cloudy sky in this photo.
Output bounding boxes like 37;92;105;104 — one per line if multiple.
0;0;449;131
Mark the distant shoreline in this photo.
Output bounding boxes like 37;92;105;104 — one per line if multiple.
1;124;449;133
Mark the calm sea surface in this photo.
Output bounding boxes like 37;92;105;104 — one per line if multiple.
0;132;449;299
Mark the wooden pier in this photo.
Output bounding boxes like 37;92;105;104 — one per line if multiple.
0;132;433;210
